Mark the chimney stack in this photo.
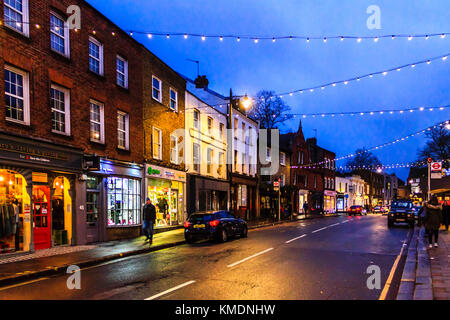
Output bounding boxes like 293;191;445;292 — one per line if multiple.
194;75;209;89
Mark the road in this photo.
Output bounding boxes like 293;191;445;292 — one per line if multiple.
0;215;412;300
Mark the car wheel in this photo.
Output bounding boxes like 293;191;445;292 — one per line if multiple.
241;226;248;238
219;229;228;243
185;234;193;244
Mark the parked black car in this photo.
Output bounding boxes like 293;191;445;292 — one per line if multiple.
184;211;248;243
388;200;415;228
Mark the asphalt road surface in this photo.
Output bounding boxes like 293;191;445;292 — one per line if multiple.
0;215;411;300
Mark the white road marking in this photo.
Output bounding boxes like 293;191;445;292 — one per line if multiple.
341;221;350;224
285;234;307;244
312;227;328;233
328;223;340;227
227;248;274;268
145;280;196;300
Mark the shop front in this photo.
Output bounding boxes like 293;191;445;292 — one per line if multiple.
298;189;308;214
0;133;82;255
186;175;229;216
336;193;348;212
324;190;336;214
79;159;143;243
231;174;258;221
145;165;186;229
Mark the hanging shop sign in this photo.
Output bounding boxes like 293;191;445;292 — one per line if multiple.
0;134;83;171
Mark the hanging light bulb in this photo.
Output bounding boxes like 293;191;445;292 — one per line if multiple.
0;176;3;182
340;36;344;41
306;37;310;43
254;38;259;43
184;34;188;39
374;37;379;42
357;37;362;43
441;34;446;39
219;36;223;41
201;35;206;41
147;33;152;39
323;37;327;43
408;35;413;41
236;37;240;42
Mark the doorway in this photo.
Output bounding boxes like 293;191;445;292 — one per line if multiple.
32;186;51;250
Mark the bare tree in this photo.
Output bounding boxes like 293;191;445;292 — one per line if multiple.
250;90;293;129
417;125;450;164
345;148;382;170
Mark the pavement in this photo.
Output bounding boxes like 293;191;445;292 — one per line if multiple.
397;225;450;300
0;215;410;300
0;215;338;287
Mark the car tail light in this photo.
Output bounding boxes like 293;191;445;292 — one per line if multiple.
209;220;220;227
184;222;191;228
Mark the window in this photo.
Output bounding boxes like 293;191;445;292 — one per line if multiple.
207;117;213;135
117;111;129;150
89;37;104;75
280;152;286;166
207;148;213;174
90;100;104;143
193;109;200;130
169;88;178;111
50;12;70;57
152;76;162;102
281;174;286;187
242;123;246;141
266;148;271;162
234;118;238;136
4;66;30;125
242;153;246;173
305;175;308;188
248;127;253;145
51;84;70;135
152;127;162;160
86;176;100;224
234;150;238;171
170;135;178;164
193;143;200;172
116;56;128;88
218;152;224;175
4;0;29;36
249;156;253;175
314;176;317;189
219;123;224;140
107;177;141;226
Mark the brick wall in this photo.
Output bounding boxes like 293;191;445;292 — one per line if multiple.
0;0;143;163
142;50;186;171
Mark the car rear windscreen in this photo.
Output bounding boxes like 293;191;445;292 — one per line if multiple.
391;201;412;208
189;214;215;223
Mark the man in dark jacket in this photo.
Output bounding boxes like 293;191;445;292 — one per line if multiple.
143;198;156;242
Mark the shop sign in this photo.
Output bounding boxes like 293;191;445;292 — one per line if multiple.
32;172;48;183
324;190;336;197
0;135;82;170
145;164;186;182
431;172;442;180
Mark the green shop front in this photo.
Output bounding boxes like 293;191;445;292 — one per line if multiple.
145;164;186;229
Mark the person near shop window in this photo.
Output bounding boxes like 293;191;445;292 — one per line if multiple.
142;198;156;243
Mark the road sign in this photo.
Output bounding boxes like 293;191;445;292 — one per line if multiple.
273;181;279;187
427;158;433;164
431;162;442;172
431;172;442;179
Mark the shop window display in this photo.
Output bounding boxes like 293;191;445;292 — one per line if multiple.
147;179;184;227
0;170;31;254
51;177;72;246
107;177;141;226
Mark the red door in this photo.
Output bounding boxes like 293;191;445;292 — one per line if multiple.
33;186;51;250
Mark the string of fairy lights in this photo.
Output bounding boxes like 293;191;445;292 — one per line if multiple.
291;159;450;171
296;120;450;168
184;104;450;118
3;19;448;44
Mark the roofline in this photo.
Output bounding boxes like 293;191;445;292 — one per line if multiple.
185;90;228;118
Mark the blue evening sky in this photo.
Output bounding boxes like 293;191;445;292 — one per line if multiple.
87;0;450;181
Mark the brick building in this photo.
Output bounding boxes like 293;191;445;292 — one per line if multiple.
281;121;323;215
0;0;152;254
142;50;187;230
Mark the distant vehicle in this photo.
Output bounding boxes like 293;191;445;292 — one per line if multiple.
388;200;415;228
382;207;390;215
184;211;248;243
373;206;384;214
348;205;365;216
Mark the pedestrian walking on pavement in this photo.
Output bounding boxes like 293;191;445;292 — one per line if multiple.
442;202;450;231
303;202;309;217
424;196;443;248
142;198;156;243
